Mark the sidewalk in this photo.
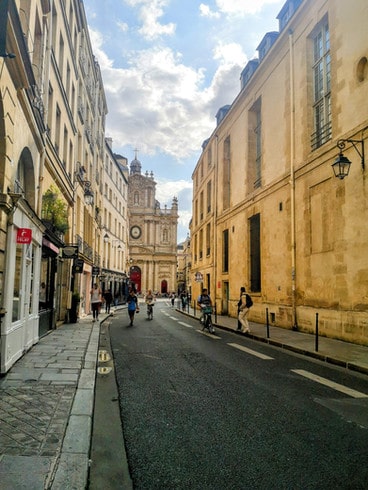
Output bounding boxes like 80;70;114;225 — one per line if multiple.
0;306;367;490
0;314;106;490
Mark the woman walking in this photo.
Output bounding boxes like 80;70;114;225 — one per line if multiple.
90;283;102;322
127;289;139;326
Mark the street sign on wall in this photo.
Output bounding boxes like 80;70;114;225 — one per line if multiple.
16;228;32;244
194;272;203;282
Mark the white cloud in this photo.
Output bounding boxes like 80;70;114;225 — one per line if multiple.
123;0;175;40
199;4;220;19
216;0;282;16
117;21;129;33
89;28;243;159
156;179;192;203
213;42;246;65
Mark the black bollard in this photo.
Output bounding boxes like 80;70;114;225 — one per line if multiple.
266;307;270;338
315;312;319;352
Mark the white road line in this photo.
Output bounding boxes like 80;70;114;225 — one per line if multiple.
228;343;274;360
291;369;368;399
168;316;177;320
197;330;221;339
178;322;193;328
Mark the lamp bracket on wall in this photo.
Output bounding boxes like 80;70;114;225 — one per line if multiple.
337;138;365;170
332;137;365;179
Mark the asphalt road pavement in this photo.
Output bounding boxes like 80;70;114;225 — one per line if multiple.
93;300;368;489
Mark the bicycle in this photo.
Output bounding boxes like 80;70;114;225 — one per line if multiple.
200;305;215;334
146;302;154;320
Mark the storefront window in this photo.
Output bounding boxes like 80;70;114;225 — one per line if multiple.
12;245;22;321
29;245;35;314
39;257;49;310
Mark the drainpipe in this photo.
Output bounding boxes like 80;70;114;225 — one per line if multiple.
289;29;298;330
214;134;219;312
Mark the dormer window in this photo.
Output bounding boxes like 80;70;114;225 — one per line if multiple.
256;32;279;62
240;59;259;89
277;0;303;32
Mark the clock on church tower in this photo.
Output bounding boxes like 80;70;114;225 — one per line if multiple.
130;225;141;239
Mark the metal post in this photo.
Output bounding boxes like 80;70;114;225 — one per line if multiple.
266;307;270;338
315;312;319;352
194;300;197;317
214;303;217;323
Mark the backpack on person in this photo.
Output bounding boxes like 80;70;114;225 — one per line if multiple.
245;294;253;308
240;293;253;310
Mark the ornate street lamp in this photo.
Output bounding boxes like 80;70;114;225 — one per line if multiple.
332;138;365;180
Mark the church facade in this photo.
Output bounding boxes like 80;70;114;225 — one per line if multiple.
128;156;178;295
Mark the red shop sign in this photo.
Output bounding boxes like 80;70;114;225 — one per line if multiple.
16;228;32;244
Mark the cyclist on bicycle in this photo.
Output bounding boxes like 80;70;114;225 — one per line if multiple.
198;288;212;308
197;289;214;332
145;289;155;319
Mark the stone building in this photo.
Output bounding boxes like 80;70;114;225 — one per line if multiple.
177;234;191;297
0;0;128;373
98;139;129;305
191;0;368;344
128;154;178;295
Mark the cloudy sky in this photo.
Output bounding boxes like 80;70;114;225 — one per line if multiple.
83;0;286;242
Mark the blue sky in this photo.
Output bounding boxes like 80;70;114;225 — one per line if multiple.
83;0;286;242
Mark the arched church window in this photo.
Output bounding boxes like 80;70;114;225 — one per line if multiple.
134;191;139;205
163;228;168;242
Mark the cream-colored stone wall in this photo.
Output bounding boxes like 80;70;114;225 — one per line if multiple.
191;0;368;344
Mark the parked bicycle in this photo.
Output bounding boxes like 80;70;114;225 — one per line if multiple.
200;305;215;334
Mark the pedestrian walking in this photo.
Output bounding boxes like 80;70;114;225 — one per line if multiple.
180;290;187;310
170;292;176;307
237;287;246;331
127;289;139;326
238;288;253;333
90;283;102;322
103;289;113;313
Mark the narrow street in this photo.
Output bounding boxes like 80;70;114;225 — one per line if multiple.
90;300;368;489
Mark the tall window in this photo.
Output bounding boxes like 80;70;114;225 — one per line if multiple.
207;145;212;168
207;180;212;213
311;20;331;150
248;97;262;189
222;229;229;273
249;214;261;292
223;136;231;209
206;223;211;256
55;105;61;154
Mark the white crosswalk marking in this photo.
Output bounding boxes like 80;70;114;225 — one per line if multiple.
291;369;368;398
228;343;274;360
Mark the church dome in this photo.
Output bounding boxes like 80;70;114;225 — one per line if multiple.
130;156;142;175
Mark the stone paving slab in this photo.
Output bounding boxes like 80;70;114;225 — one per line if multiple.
0;455;53;490
0;385;75;457
0;318;100;488
51;453;89;490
